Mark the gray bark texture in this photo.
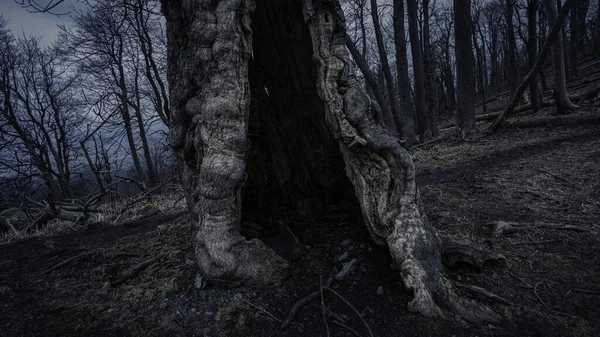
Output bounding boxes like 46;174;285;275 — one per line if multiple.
162;0;497;321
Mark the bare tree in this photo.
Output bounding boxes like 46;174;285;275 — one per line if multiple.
1;26;83;199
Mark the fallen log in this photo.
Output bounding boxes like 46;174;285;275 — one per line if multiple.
507;113;600;129
476;101;553;122
570;86;600;102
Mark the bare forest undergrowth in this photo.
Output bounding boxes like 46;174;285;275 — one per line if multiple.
1;63;600;336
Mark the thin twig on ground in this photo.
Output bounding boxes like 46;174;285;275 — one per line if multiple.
331;319;361;337
534;282;551;311
538;169;578;188
323;286;374;337
240;298;284;324
320;276;330;337
512;240;555;246
456;283;515;306
504;271;533;289
282;277;334;328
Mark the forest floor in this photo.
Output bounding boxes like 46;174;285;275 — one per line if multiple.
1;63;600;336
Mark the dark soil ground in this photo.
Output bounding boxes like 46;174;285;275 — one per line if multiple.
1;63;600;337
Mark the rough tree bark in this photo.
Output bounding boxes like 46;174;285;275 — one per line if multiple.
162;0;497;322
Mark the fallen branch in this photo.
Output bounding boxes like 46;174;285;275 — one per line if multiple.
41;250;99;275
110;254;164;286
475;101;554;122
491;220;588;237
456;283;515;306
538;169;578;187
331;319;361;337
504;271;533;289
323;286;374;337
506;113;600;129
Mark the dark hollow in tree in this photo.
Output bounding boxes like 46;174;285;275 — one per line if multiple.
162;0;498;322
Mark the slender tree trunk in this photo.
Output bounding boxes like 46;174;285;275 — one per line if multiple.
506;0;519;98
393;0;416;143
422;0;438;136
472;19;487;114
454;0;477;138
132;64;158;188
406;0;431;141
528;0;542;112
542;0;578;114
370;0;401;136
569;0;579;78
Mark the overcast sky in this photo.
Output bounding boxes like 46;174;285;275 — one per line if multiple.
0;0;79;45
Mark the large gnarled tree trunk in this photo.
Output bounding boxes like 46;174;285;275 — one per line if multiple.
162;0;497;322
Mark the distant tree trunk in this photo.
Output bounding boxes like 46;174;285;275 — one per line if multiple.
595;1;600;56
569;0;578;78
472;19;487;114
454;0;477;138
163;0;498;322
406;0;431;141
393;0;417;143
370;0;401;136
506;0;519;98
489;20;500;91
443;22;457;114
132;60;158;188
422;0;438;137
528;0;542;112
542;0;578;114
346;36;397;134
476;21;489;111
